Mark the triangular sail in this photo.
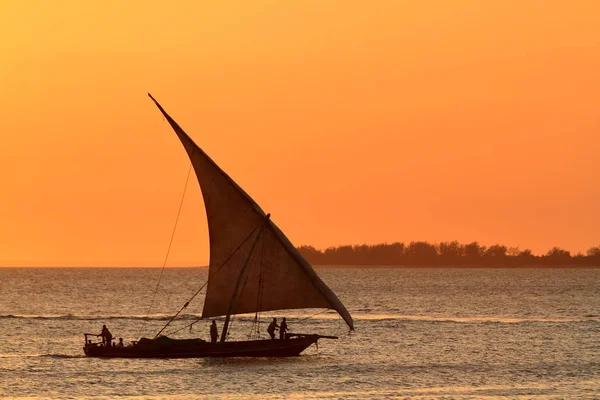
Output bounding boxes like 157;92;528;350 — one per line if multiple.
148;94;354;330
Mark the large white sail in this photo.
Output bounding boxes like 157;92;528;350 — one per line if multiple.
149;94;354;330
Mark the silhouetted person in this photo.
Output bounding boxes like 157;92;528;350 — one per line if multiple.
100;325;112;347
210;320;219;343
116;338;124;348
267;318;279;340
279;317;288;340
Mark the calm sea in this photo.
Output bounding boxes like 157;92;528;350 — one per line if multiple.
0;267;598;399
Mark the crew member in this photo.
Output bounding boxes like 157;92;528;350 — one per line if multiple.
100;325;112;347
210;320;219;343
267;318;279;340
279;317;288;340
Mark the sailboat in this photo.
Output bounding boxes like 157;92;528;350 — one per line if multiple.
83;94;353;358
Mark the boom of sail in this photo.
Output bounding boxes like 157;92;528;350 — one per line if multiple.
148;94;354;331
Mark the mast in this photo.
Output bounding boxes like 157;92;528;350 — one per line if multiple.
220;214;270;342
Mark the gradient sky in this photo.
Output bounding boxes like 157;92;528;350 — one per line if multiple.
1;1;598;266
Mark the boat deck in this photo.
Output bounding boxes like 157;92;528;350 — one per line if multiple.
83;335;321;358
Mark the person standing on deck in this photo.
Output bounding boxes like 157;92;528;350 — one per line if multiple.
100;325;112;347
279;317;288;339
267;318;279;340
210;320;219;343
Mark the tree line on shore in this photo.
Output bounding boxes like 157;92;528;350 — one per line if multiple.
297;241;600;266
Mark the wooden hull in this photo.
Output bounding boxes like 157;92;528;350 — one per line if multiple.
83;336;319;358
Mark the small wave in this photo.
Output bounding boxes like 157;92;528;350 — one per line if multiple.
0;313;203;322
2;313;598;324
0;353;84;359
40;353;86;359
352;314;600;324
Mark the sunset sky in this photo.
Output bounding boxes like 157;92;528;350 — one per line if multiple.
1;1;598;266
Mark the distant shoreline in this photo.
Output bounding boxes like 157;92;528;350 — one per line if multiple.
298;242;600;268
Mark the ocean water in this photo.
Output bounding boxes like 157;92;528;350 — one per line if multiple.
0;267;598;399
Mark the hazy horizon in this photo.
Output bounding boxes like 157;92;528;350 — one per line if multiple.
1;240;598;268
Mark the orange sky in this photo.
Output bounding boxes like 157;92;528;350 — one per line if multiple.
0;1;598;266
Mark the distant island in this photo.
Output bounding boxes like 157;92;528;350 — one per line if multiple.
297;242;600;267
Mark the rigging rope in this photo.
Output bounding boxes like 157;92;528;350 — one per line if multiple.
157;222;263;338
139;162;193;337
